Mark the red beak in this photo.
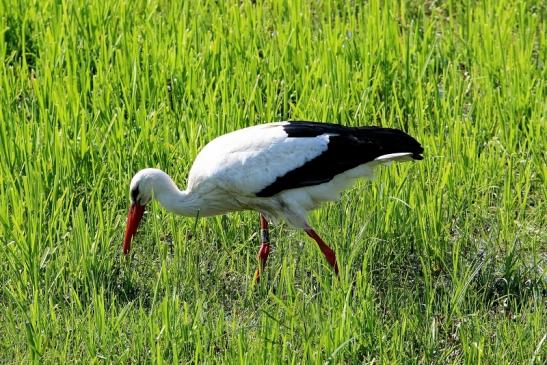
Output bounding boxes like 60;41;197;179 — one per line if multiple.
123;203;145;254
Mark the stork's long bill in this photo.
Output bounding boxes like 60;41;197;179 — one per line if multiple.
123;203;145;254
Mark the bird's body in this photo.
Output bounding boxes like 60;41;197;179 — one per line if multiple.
124;121;423;280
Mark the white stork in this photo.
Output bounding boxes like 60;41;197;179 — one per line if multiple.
123;121;423;281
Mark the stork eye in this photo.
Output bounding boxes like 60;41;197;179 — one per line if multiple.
131;186;140;204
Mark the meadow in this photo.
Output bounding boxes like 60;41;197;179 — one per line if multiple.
0;0;545;363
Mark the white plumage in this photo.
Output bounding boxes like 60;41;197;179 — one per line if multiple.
123;121;423;280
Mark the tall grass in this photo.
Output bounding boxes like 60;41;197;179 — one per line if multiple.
0;0;544;363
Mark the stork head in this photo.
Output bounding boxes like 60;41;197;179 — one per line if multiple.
123;168;173;255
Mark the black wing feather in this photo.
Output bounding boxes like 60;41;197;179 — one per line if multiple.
256;121;423;197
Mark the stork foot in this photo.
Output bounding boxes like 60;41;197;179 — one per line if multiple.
304;227;339;276
254;242;270;282
254;214;271;283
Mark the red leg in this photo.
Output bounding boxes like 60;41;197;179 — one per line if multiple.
254;214;271;282
304;226;339;276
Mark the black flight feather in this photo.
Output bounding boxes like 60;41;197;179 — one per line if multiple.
256;121;423;197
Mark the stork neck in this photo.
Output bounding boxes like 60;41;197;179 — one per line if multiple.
155;188;202;217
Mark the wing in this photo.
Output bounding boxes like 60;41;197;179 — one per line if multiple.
187;121;423;197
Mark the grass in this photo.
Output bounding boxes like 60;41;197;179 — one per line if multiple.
0;0;545;363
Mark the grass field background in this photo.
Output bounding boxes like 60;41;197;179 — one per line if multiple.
0;0;545;363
